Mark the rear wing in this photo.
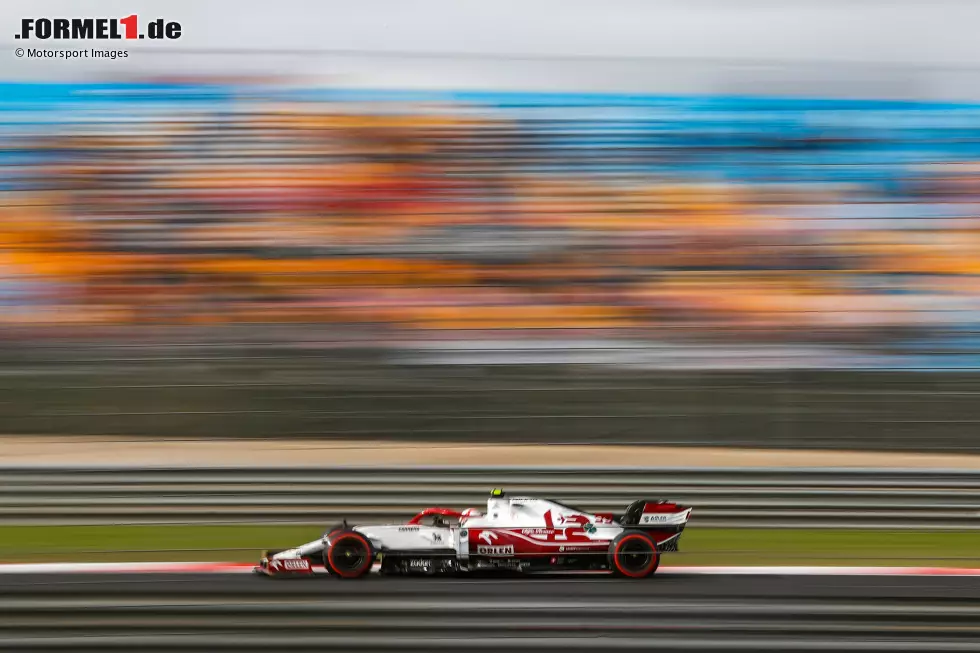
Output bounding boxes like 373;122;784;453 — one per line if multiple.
617;499;692;552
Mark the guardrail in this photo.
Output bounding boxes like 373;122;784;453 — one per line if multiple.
2;580;977;651
3;466;979;528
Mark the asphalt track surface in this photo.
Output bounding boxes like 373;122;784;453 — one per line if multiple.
5;571;980;651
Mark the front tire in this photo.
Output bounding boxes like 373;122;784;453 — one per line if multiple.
323;531;374;579
609;531;660;578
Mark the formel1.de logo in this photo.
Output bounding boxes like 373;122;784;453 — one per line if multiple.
15;16;181;40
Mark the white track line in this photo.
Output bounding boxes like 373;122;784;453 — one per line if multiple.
1;562;980;576
666;566;980;576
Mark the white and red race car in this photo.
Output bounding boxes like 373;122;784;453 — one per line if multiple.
256;489;691;579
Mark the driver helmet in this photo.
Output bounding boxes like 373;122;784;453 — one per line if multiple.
486;488;505;518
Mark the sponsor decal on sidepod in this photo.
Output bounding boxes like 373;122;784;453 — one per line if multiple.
477;545;514;557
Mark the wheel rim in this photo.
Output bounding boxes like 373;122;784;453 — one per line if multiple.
617;538;654;573
330;537;369;575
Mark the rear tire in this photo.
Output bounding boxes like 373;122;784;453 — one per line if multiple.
323;531;374;579
608;531;660;578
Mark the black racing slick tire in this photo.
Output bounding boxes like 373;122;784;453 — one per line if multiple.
321;525;347;575
608;531;660;579
323;530;374;579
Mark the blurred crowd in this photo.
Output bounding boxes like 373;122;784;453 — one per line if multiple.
3;85;980;365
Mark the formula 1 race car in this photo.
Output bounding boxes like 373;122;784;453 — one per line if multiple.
255;489;692;579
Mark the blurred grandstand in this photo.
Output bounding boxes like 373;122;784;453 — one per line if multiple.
3;83;980;370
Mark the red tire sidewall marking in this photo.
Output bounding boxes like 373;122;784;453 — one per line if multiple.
613;533;658;578
327;533;372;578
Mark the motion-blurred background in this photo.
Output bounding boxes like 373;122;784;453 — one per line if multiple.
4;0;980;448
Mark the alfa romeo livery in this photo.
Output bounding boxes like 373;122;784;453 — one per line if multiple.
255;489;692;579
